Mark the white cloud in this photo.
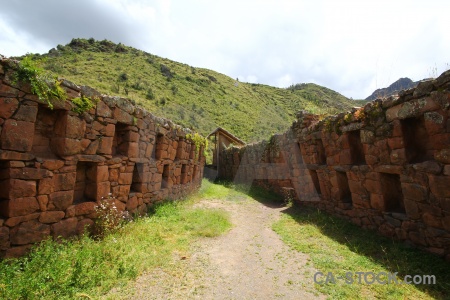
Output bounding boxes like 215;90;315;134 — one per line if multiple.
0;0;449;99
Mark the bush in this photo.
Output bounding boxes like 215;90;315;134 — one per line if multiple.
146;88;155;100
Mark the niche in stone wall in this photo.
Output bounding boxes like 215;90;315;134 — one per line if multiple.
162;164;170;189
309;170;322;195
0;161;10;202
380;173;405;213
155;134;165;160
74;162;98;204
336;171;352;204
32;106;62;158
401;116;430;163
112;122;129;156
176;139;184;160
180;164;188;184
131;163;144;193
348;130;366;165
316;139;326;165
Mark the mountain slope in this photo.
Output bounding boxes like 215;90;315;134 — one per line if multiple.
365;77;419;101
18;38;355;142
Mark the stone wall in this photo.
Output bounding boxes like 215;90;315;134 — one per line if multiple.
220;70;450;259
0;58;204;258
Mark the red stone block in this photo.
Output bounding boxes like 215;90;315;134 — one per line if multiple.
390;149;407;165
10;168;52;180
74;202;96;216
428;175;450;198
0;227;10;250
401;183;427;202
113;107;133;124
51;137;82;156
96;100;112;118
10;220;50;245
51;217;78;239
387;137;405;150
97;137;113;155
54;114;86;139
39;211;65;223
76;219;94;235
126;196;138;211
422;212;443;228
0;179;36;198
118;172;133;185
0;98;19;118
37;195;48;211
105;123;115;137
14;104;38;122
53;172;76;191
41;159;64;171
430;133;450;150
0;83;21;97
48;190;73;211
1;119;34;152
0;197;39;217
127;142;139;158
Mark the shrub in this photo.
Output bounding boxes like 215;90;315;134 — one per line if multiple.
146;88;155;100
71;95;98;114
13;55;67;109
92;194;131;239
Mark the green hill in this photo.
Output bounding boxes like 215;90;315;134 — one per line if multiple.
17;38;356;143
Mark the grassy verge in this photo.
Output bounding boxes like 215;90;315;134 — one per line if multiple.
0;183;231;300
272;207;450;299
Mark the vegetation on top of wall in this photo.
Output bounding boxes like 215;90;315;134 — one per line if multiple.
15;38;357;143
12;55;67;109
187;132;209;159
71;95;98;114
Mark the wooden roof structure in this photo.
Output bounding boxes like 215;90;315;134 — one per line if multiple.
206;127;246;146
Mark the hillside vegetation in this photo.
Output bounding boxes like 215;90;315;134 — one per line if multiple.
20;38;355;142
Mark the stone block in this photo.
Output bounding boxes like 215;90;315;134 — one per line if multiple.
0;98;19;118
10;220;50;245
428;175;450;198
119;172;133;185
41;159;65;171
39;211;65;223
0;227;9;250
0;197;39;218
96;100;112;118
1;119;34;152
13;104;38;122
74;202;96;216
0;179;36;199
97;137;113;155
370;194;385;211
113;107;133;125
48;190;73;211
51;137;82;156
401;183;427;202
51;217;78;239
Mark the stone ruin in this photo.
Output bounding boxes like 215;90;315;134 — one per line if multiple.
0;57;205;258
220;70;450;260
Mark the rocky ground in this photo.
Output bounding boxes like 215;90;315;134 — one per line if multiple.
103;197;324;299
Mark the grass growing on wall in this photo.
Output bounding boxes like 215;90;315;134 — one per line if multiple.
273;206;450;299
0;182;231;300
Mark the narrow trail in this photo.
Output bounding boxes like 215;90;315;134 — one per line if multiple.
105;198;324;299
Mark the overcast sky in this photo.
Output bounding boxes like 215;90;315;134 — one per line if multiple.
1;0;449;99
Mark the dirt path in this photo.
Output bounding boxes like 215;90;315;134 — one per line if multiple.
105;198;324;299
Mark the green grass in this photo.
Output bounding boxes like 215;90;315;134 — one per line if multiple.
17;38;357;143
272;207;450;299
0;184;231;300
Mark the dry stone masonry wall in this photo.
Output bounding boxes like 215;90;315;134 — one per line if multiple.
220;70;450;259
0;58;204;258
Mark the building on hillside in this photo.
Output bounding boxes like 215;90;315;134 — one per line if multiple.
204;127;246;179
